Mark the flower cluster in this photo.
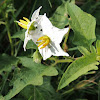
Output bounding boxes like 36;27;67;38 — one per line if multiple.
16;6;69;60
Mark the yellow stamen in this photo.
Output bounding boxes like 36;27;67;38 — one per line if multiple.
37;35;50;49
38;41;45;47
37;36;44;41
18;22;27;29
19;19;28;25
17;17;30;29
23;17;30;23
43;39;50;47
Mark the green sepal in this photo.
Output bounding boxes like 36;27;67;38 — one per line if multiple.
29;21;36;31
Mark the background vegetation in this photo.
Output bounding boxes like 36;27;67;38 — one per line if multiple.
0;0;100;100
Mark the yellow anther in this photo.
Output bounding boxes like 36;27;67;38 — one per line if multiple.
17;17;30;29
19;19;28;25
38;41;45;47
18;22;27;29
43;39;50;47
37;35;50;49
37;36;44;41
23;17;30;23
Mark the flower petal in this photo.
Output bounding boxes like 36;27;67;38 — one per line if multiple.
23;30;32;51
38;46;52;60
50;42;69;56
50;26;69;44
31;6;42;21
38;41;69;60
37;14;69;44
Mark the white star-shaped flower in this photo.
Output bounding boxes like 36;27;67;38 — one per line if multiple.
16;6;69;60
31;14;69;60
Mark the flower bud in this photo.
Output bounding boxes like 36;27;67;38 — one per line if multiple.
32;50;42;63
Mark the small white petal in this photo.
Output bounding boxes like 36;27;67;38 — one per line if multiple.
23;30;32;51
38;46;52;60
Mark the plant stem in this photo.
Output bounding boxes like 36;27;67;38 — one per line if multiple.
61;88;74;95
5;13;14;56
14;40;22;57
50;57;74;67
0;72;9;94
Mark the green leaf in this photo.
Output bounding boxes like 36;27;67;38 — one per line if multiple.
78;45;96;56
12;29;25;41
78;46;90;56
0;54;18;74
50;1;68;28
90;45;96;54
0;54;18;96
58;52;98;90
96;40;100;56
67;3;96;48
0;95;4;100
4;57;58;100
20;77;61;100
26;40;37;50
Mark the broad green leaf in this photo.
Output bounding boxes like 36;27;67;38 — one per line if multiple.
67;3;96;48
20;77;61;100
50;1;68;28
0;54;18;74
4;57;58;100
96;40;100;56
58;53;98;90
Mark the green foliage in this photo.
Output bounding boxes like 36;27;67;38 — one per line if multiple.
32;50;42;63
1;0;100;100
26;40;37;50
96;40;100;56
20;77;61;100
0;54;18;74
67;2;96;48
50;1;68;28
0;95;4;100
58;50;99;90
4;57;58;100
77;46;90;56
12;29;25;41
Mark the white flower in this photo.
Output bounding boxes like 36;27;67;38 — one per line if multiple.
32;14;69;60
16;6;69;60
